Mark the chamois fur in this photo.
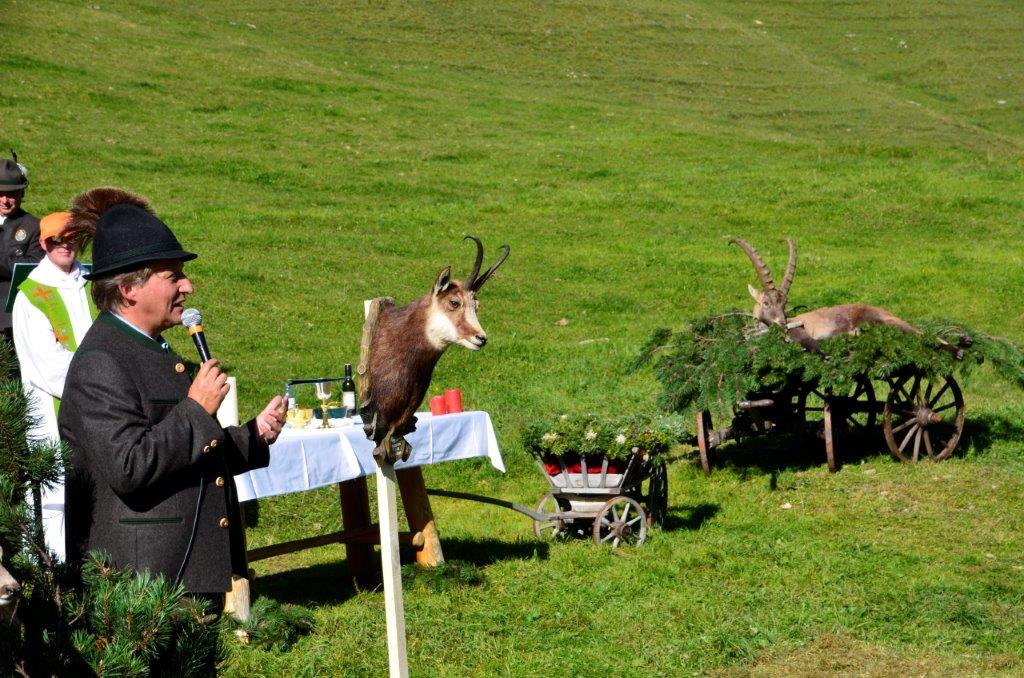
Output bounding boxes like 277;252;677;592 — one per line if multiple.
362;236;509;462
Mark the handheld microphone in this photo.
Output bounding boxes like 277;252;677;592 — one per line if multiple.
181;308;212;362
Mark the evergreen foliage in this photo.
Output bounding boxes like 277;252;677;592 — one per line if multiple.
68;555;219;677
630;313;1024;422
401;560;486;593
220;598;315;653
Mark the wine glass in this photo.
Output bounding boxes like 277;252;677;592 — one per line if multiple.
315;380;333;428
286;407;312;429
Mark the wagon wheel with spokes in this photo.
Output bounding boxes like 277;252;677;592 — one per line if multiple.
883;373;965;462
533;492;573;541
797;376;877;472
592;496;647;548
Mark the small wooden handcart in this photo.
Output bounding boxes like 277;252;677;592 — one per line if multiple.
426;451;667;548
529;451;667;547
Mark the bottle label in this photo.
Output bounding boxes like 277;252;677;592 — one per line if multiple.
343;392;356;410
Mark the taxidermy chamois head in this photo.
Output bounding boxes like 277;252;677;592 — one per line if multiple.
0;545;21;622
731;237;967;358
362;235;510;462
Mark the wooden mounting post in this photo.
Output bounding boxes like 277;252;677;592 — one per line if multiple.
363;298;409;677
377;462;409;678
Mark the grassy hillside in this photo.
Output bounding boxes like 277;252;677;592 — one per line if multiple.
3;1;1023;674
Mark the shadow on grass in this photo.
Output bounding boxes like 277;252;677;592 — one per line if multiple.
697;408;1024;477
438;537;550;565
253;538;551;607
959;411;1024;458
706;428;886;476
662;502;720;531
254;558;361;607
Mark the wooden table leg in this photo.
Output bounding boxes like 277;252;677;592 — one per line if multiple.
225;500;252;620
340;477;377;584
396;467;444;567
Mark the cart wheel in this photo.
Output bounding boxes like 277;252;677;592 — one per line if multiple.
645;460;669;527
592;496;647;548
533;492;571;541
883;374;965;462
798;377;877;471
695;410;713;475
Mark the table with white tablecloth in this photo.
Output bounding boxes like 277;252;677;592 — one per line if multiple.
224;410;504;618
234;410;505;501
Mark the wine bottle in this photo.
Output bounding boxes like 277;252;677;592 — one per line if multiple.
342;363;357;417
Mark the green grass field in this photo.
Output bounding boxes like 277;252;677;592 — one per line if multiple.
4;1;1023;674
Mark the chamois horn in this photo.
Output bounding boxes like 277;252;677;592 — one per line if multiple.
779;237;797;299
464;234;485;289
463;234;510;291
730;237;775;291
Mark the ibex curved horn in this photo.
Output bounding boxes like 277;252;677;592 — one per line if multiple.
730;238;775;291
779;237;797;299
463;234;485;289
472;244;510;291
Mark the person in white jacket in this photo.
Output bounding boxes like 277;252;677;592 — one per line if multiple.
12;211;96;561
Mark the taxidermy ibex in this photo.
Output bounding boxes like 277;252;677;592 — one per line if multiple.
732;237;968;358
361;235;510;463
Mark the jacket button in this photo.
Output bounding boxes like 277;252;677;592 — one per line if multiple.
210;439;219;448
219;518;229;529
215;476;225;487
175;363;185;373
202;445;211;454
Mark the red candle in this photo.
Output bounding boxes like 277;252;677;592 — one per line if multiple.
444;388;463;413
429;395;447;415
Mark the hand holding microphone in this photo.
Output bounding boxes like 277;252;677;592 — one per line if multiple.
182;308;211;362
181;308;288;437
182;308;229;416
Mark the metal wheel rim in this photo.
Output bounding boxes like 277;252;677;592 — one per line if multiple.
592;496;647;548
883;374;965;462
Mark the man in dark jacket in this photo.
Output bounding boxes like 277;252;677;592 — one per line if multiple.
58;187;286;595
0;154;44;345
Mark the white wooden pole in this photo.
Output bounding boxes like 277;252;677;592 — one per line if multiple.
365;298;409;678
376;462;409;678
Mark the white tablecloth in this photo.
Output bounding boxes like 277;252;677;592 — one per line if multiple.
233;410;504;502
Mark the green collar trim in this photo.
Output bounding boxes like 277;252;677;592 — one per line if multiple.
98;312;171;355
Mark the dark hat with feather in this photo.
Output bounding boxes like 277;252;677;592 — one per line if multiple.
68;187;197;280
0;150;29;190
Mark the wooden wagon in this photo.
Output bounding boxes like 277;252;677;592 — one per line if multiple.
694;367;966;473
